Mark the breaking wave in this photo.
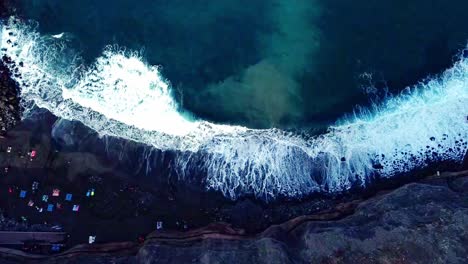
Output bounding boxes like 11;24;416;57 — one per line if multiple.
1;18;467;200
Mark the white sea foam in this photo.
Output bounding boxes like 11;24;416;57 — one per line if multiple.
51;33;64;39
1;18;467;200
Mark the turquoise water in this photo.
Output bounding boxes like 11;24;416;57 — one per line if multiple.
1;1;467;200
15;0;468;129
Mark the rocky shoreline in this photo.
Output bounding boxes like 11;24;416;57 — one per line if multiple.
0;35;467;263
0;170;466;263
0;60;21;135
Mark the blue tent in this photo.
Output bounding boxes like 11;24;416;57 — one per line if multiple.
47;204;54;212
65;193;73;201
19;190;27;198
51;244;61;252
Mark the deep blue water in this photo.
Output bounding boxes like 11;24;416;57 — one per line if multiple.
14;0;468;129
1;0;467;201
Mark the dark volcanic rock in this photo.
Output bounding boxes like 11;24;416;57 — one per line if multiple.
0;210;55;232
2;174;467;264
0;61;21;134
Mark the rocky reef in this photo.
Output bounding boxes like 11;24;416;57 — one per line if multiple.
0;60;21;134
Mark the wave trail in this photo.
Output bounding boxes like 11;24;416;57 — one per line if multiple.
1;18;467;200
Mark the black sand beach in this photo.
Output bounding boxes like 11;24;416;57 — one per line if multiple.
0;56;466;253
0;0;467;261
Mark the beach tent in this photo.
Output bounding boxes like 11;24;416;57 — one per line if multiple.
86;188;95;197
19;190;26;198
47;204;54;212
52;189;60;197
51;244;60;252
65;193;72;201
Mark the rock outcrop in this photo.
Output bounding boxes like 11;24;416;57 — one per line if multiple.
0;60;21;134
1;171;467;264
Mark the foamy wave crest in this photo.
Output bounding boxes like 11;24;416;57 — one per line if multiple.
1;18;467;200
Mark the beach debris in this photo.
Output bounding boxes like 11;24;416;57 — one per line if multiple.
56;203;63;210
19;190;26;198
21;216;27;222
52;188;60;197
28;200;34;207
156;221;163;230
42;195;49;202
8;186;13;194
88;236;96;244
65;193;73;201
6;146;11;153
47;204;54;212
30;150;37;158
72;205;80;212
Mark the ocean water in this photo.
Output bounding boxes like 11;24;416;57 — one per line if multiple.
1;1;467;200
